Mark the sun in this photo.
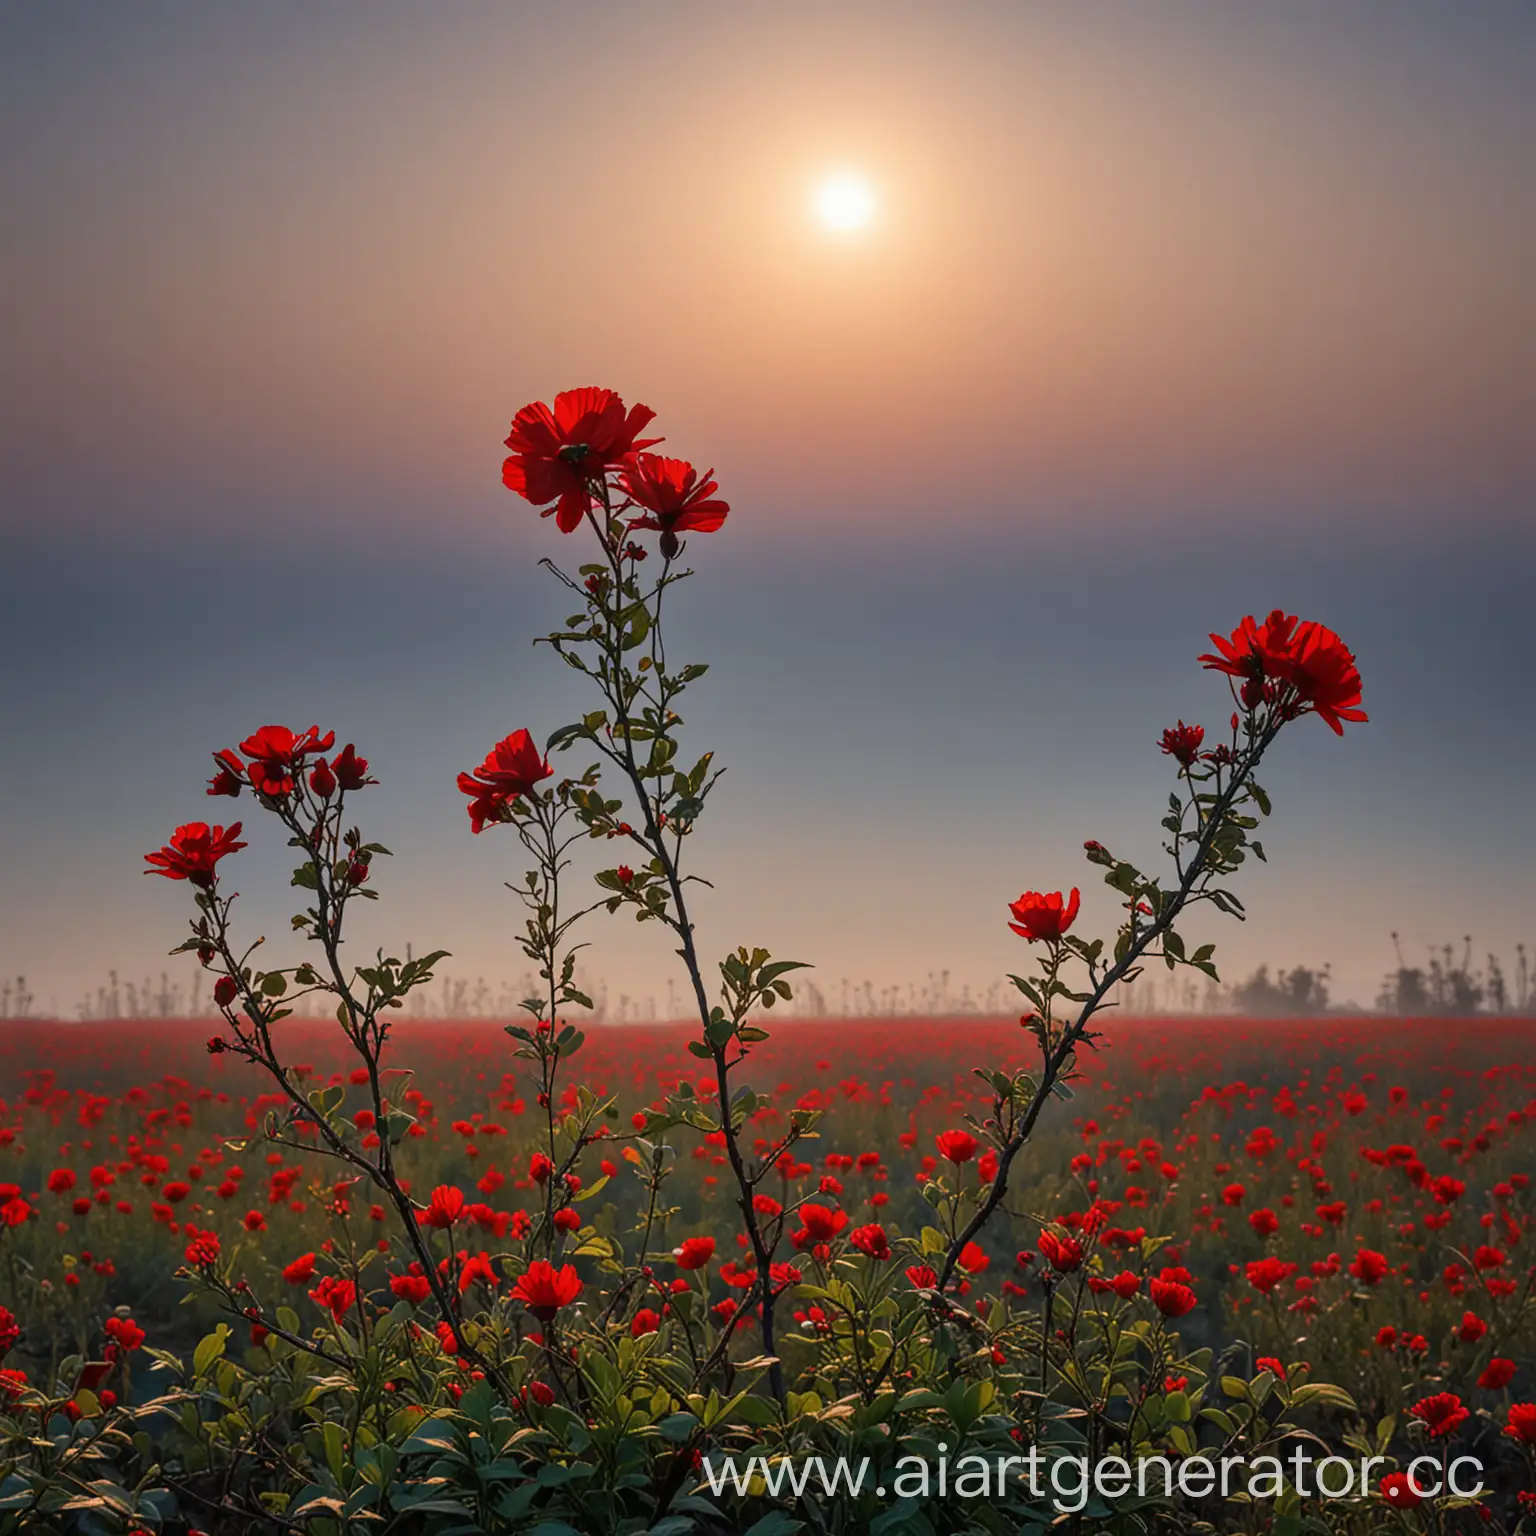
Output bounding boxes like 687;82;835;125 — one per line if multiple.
814;173;876;231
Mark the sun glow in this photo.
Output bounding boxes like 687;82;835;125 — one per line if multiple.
814;173;876;231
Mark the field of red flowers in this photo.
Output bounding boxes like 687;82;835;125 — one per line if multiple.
2;1013;1532;1522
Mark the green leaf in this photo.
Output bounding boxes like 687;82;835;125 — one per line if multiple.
193;1326;229;1377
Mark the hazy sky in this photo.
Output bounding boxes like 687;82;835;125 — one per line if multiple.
3;3;1533;1015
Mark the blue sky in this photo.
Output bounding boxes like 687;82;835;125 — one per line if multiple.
2;2;1532;1014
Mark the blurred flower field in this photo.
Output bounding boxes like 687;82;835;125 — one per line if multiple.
1;1011;1532;1528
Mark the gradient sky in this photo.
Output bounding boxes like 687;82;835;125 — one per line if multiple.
2;2;1533;1015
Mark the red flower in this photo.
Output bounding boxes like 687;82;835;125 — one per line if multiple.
1200;610;1303;685
1038;1230;1083;1274
1286;621;1368;735
797;1204;848;1244
47;1168;76;1195
389;1273;431;1306
1245;1257;1297;1293
849;1223;891;1260
502;387;661;533
619;454;729;557
422;1185;465;1229
1505;1403;1536;1445
183;1230;221;1268
144;823;247;888
1249;1208;1279;1237
512;1259;582;1320
0;1306;19;1357
1349;1248;1389;1286
1478;1358;1516;1391
282;1253;316;1286
206;748;245;797
673;1236;715;1270
1457;1312;1487;1343
1159;722;1204;767
1199;612;1366;734
237;725;336;798
1255;1356;1286;1379
309;1275;356;1320
213;977;238;1010
905;1264;937;1289
1380;1471;1422;1510
103;1316;144;1352
330;745;371;792
1150;1278;1197;1318
1007;888;1081;943
631;1308;661;1337
1411;1392;1469;1438
935;1129;978;1164
457;730;552;833
958;1242;990;1274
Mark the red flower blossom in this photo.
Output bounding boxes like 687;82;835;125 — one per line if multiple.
1380;1472;1422;1510
1478;1358;1516;1391
512;1260;582;1321
1349;1248;1389;1286
502;387;661;533
631;1308;661;1337
282;1253;316;1286
103;1316;144;1352
1457;1312;1487;1344
1285;621;1368;735
1245;1257;1297;1293
330;745;371;792
183;1230;220;1268
619;454;729;557
1199;612;1366;734
1249;1208;1279;1237
309;1275;356;1320
457;730;553;833
905;1264;937;1289
1411;1392;1469;1438
144;823;247;888
389;1273;431;1306
1038;1230;1083;1274
237;725;336;798
1150;1278;1197;1318
206;748;245;797
1506;1403;1536;1445
958;1242;990;1274
935;1129;978;1165
0;1306;19;1357
1007;888;1081;943
1200;610;1303;686
1255;1356;1286;1379
422;1185;465;1229
849;1223;890;1260
47;1168;76;1195
673;1236;715;1270
797;1204;848;1244
1159;722;1204;767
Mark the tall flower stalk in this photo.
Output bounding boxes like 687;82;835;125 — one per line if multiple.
498;388;811;1402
